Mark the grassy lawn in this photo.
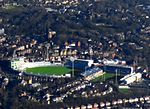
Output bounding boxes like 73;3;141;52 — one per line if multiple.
119;88;130;94
92;73;116;82
26;66;71;75
2;4;23;12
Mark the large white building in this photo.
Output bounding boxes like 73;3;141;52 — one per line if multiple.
120;73;142;85
11;57;62;71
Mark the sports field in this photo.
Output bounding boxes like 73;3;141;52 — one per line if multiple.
92;73;116;82
119;88;130;94
25;66;71;75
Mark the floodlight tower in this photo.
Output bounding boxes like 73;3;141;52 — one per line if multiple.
13;49;17;60
70;56;75;77
45;43;50;61
115;69;118;84
89;47;93;59
103;65;106;81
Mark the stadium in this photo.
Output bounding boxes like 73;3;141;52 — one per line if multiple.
11;57;72;77
11;57;134;80
11;57;96;78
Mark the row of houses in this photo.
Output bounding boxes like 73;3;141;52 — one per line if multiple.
66;96;150;109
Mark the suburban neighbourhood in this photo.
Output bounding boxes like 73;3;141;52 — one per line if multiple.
0;0;150;109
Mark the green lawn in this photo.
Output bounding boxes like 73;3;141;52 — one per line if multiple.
92;73;116;82
25;66;71;75
2;4;23;12
119;88;130;93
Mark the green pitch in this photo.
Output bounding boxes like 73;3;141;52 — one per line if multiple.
92;73;115;82
119;88;130;94
25;66;71;75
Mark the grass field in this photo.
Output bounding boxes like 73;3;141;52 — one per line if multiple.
92;73;116;82
119;88;130;94
25;66;71;75
2;4;23;12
